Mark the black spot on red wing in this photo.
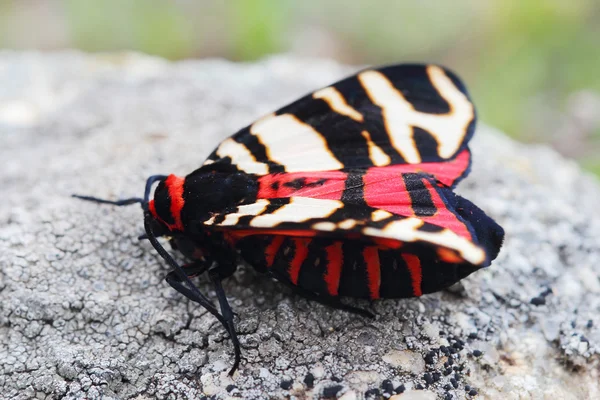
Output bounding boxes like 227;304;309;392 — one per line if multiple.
280;177;328;191
283;178;307;190
307;178;327;188
403;173;436;217
338;241;370;299
270;181;280;190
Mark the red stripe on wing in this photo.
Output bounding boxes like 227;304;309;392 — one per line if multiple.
256;150;468;201
420;178;472;240
402;254;423;297
324;241;343;296
265;236;285;267
289;238;310;284
364;148;470;187
363;246;381;299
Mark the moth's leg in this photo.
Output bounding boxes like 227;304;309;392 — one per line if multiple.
272;271;375;319
166;260;242;374
208;268;242;376
165;261;212;304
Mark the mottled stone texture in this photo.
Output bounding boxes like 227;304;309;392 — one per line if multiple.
1;52;599;400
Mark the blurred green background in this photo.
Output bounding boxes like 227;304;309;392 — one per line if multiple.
1;0;599;174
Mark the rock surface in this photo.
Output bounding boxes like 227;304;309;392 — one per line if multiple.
1;51;599;400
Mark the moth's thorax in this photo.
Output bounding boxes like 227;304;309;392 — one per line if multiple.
149;171;258;233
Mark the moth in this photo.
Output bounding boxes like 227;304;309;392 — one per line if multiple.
75;64;504;375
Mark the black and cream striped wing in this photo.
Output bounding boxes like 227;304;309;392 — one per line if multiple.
203;64;476;179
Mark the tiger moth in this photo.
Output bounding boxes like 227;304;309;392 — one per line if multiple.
74;63;505;375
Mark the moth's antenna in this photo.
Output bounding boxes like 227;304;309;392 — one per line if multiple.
71;195;144;206
72;174;168;210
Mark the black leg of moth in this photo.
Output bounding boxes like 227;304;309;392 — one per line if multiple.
166;260;242;375
165;261;213;303
271;271;375;319
143;213;247;375
208;268;242;376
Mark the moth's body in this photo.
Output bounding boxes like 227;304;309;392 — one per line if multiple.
76;63;504;374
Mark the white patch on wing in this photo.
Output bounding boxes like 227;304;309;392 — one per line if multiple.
250;114;344;172
313;87;364;122
205;199;270;226
338;219;358;229
363;218;486;265
358;66;473;163
426;65;474;158
249;197;343;228
361;130;391;166
372;209;393;221
215;138;269;175
312;221;337;231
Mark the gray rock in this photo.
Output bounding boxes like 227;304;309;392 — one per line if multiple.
1;51;599;399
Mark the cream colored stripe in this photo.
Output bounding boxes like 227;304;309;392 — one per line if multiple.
215;138;269;175
358;66;474;163
426;65;474;158
206;199;270;226
359;70;421;163
361;130;391;167
313;87;364;122
250;114;344;172
250;197;343;228
372;209;393;222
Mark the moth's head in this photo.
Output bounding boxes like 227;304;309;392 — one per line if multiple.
148;174;186;234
